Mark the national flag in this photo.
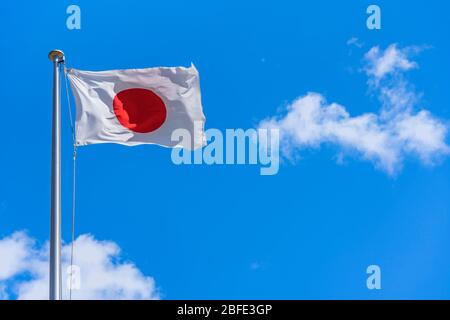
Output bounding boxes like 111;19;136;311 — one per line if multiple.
67;64;206;150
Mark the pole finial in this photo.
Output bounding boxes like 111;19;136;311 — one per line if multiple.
48;49;65;63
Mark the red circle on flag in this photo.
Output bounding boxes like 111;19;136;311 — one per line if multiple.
113;88;167;133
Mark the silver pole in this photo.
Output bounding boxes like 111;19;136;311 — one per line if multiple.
48;49;64;300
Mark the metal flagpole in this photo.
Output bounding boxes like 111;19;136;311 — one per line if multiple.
48;49;65;300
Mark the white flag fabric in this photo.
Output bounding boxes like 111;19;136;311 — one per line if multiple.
67;64;206;150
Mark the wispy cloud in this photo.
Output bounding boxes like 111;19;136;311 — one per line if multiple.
250;261;262;271
347;37;364;48
258;44;449;174
364;44;419;82
0;231;159;300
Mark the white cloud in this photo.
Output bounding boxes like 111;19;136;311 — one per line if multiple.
0;231;34;280
365;44;425;117
0;232;159;300
259;44;449;174
364;44;418;82
394;111;449;163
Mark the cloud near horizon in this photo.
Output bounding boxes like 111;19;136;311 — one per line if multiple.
259;44;449;174
0;231;159;300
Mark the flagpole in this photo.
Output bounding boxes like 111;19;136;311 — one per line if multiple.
48;49;64;300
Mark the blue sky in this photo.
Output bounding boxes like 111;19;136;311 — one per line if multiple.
1;0;450;299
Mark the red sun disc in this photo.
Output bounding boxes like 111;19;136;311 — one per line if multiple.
113;88;167;133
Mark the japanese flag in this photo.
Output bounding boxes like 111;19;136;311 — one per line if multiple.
67;64;206;150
